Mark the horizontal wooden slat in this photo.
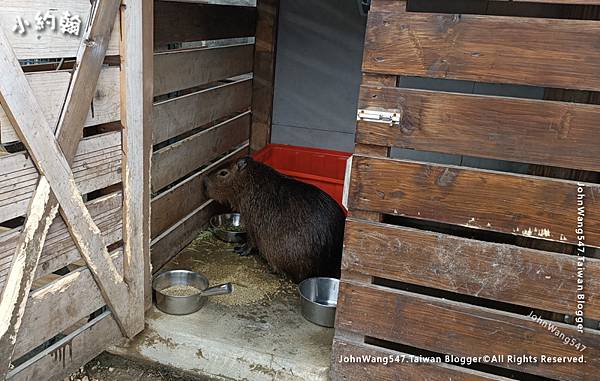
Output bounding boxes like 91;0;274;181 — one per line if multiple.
357;85;600;172
349;155;600;247
363;1;600;91
8;312;123;381
154;2;257;46
1;67;121;144
336;281;600;381
0;131;122;222
153;78;252;144
332;339;511;381
151;199;224;272
343;218;600;319
152;112;250;191
0;1;120;60
13;250;122;360
0;192;123;293
151;143;248;238
154;44;254;96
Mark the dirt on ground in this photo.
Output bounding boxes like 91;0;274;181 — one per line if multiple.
68;352;214;381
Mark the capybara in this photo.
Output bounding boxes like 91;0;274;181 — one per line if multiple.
203;157;345;283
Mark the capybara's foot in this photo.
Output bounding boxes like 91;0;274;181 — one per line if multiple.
234;244;253;257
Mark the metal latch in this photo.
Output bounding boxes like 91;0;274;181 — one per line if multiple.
357;109;401;126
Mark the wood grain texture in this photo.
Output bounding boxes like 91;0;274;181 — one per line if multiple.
332;339;512;381
0;131;122;223
153;78;252;144
7;312;123;381
0;0;120;59
250;0;279;151
151;200;224;273
154;43;254;96
349;155;600;247
0;2;125;375
357;85;600;172
343;218;600;319
152;112;250;192
0;192;123;294
151;144;248;239
363;0;600;91
0;67;120;144
154;1;257;46
336;281;600;381
13;250;122;360
121;0;153;329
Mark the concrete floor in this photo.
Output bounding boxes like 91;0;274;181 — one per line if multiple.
110;232;334;381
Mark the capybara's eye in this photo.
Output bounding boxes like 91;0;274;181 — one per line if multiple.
218;170;228;177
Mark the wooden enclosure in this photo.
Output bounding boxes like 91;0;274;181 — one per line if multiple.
333;1;600;380
0;0;151;379
149;0;277;271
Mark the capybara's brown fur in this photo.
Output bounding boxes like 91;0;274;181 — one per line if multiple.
203;157;345;283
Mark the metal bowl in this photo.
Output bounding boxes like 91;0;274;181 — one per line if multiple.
298;277;339;327
210;213;247;243
153;270;232;315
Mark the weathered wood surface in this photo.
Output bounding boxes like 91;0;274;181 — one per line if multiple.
151;144;248;239
13;250;122;360
151;200;224;272
0;1;125;375
250;0;279;151
1;67;120;144
363;1;600;91
357;85;600;172
0;192;123;294
336;281;600;381
349;155;600;247
331;339;512;381
152;112;250;192
153;78;251;144
121;0;153;324
0;1;120;60
343;218;600;319
0;131;122;222
154;44;254;96
154;1;257;46
7;312;123;381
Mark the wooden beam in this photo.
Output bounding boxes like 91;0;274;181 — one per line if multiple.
1;68;121;144
154;2;257;46
250;0;279;151
121;0;154;320
0;1;124;376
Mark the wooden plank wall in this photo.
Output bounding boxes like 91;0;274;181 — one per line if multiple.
333;1;600;380
0;1;131;379
150;0;257;271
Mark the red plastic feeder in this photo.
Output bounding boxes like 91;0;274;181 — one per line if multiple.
252;144;351;213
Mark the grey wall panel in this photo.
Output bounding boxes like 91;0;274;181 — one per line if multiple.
271;124;355;152
270;0;367;151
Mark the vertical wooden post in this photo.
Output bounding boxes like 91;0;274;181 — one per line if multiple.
250;0;280;152
121;0;153;324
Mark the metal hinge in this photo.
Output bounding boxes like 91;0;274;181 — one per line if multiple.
357;109;401;126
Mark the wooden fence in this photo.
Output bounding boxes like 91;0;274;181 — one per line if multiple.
333;1;600;380
0;1;151;380
149;1;259;271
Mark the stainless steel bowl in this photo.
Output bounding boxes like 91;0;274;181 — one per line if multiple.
210;213;247;243
153;270;233;315
298;277;339;327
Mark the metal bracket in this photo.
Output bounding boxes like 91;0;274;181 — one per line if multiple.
357;109;401;126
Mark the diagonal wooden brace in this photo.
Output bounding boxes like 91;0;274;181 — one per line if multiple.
0;0;125;377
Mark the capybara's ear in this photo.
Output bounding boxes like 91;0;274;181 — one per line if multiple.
236;157;250;171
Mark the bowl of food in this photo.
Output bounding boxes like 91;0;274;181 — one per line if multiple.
298;277;339;327
210;213;247;243
153;270;233;315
